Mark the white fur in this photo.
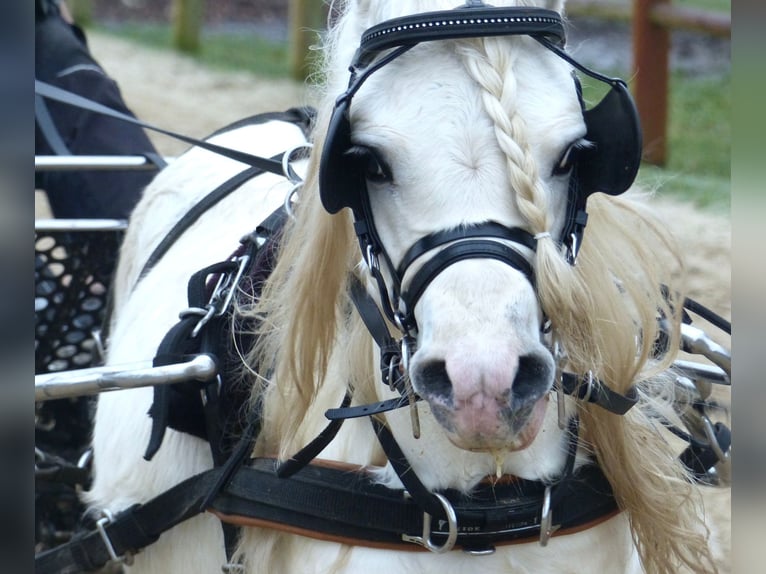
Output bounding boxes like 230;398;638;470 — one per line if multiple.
85;120;309;572
86;1;645;572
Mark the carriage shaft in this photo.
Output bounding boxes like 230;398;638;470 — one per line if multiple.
35;155;171;171
34;354;217;401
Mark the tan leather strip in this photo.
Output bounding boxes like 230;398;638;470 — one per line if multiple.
208;507;622;551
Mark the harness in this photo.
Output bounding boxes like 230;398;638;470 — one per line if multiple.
34;3;731;573
35;199;731;573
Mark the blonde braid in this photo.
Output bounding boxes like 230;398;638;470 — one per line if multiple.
455;36;717;574
457;37;604;370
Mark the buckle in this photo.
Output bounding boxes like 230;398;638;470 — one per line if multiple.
95;509;134;565
402;493;458;553
182;254;250;338
539;485;561;547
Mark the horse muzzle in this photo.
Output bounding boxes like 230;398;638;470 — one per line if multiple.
410;344;555;451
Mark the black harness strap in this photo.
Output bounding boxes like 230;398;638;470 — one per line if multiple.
276;392;353;479
35;93;71;155
560;372;638;415
401;240;535;331
35;469;225;574
35;80;286;175
212;457;618;552
135;165;270;285
35;451;619;574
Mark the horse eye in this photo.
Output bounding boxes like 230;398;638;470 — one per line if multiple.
346;145;392;184
552;142;581;177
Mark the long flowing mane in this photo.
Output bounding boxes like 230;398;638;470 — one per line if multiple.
243;2;717;573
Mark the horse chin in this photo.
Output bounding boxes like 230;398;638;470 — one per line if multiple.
432;394;550;454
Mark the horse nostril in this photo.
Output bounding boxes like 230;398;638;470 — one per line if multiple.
512;353;552;409
414;360;452;400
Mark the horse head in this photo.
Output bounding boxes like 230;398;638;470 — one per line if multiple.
313;0;639;460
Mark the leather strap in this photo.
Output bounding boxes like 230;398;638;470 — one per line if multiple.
35;469;223;574
35;80;286;175
401;240;534;331
396;221;536;277
135;165;269;285
212;456;619;552
35;450;619;574
35;93;71;155
355;6;565;67
560;372;638;416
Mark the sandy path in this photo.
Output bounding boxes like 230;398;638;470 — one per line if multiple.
74;30;732;573
87;32;313;157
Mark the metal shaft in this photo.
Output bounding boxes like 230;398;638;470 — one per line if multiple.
35;354;217;401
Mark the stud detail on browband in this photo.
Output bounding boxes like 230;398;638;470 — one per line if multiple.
362;16;561;42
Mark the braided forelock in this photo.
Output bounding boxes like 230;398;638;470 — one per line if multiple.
456;36;606;371
456;36;550;236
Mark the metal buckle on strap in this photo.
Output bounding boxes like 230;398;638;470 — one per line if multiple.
402;493;458;553
701;413;730;464
281;142;312;184
95;509;134;566
187;253;251;338
539;485;561;547
402;493;457;554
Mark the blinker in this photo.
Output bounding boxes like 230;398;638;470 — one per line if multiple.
580;81;642;196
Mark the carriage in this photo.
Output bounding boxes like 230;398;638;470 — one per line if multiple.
35;2;731;573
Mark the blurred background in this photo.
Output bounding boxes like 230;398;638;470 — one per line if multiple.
64;0;731;211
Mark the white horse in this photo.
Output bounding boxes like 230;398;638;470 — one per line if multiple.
86;1;721;573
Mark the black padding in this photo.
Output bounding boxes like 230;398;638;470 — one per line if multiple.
579;81;642;196
319;99;359;214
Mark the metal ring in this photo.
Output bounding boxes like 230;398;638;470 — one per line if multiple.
701;414;729;462
96;509;134;565
539;485;560;546
402;493;458;553
78;448;94;469
581;371;594;404
401;335;415;372
283;182;302;220
387;355;399;391
281;143;313;184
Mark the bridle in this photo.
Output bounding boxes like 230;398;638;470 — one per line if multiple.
318;2;642;405
320;3;641;334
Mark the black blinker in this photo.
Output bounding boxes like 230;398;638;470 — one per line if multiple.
320;98;359;214
578;81;642;197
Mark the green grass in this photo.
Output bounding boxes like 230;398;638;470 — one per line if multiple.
97;23;291;78
644;71;730;212
673;0;730;13
581;69;730;212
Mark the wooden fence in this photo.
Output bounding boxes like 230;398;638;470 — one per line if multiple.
568;0;730;166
